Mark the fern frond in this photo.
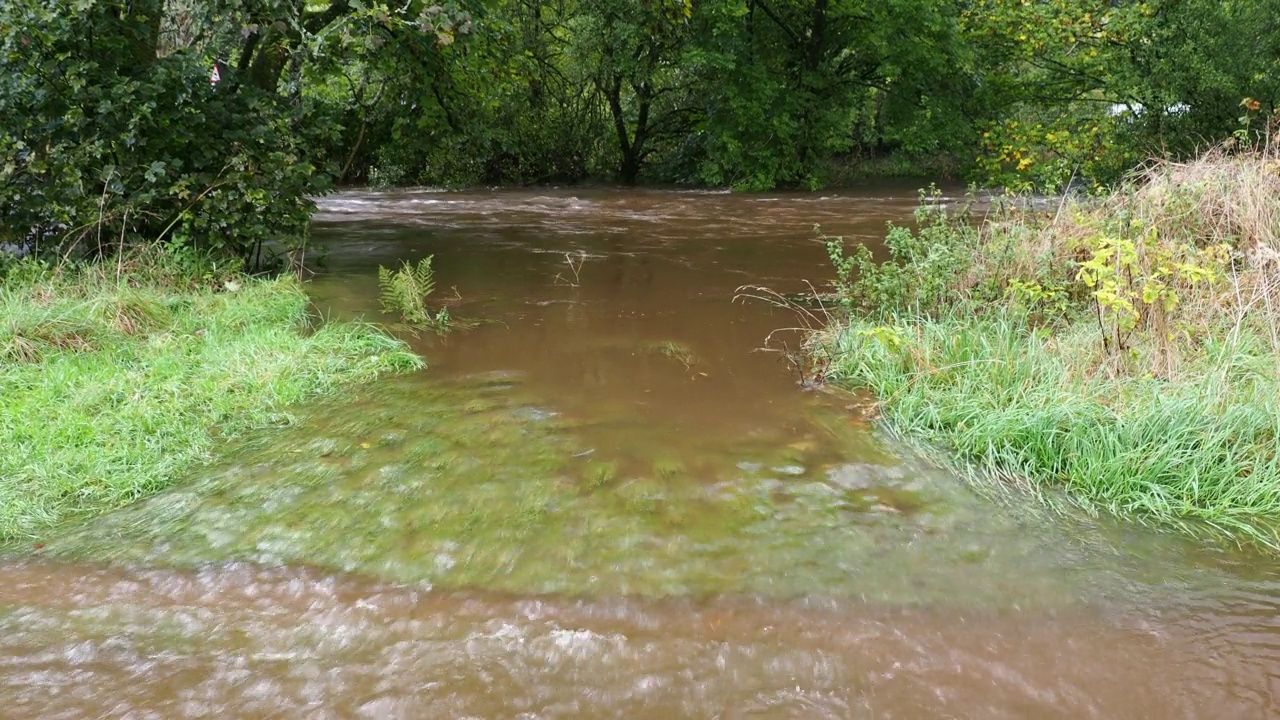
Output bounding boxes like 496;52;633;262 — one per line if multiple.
377;265;397;313
377;255;445;331
411;257;436;299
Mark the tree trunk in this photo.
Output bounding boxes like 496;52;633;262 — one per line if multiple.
796;0;829;175
107;0;163;76
604;76;652;184
235;0;352;94
249;31;291;93
806;0;828;73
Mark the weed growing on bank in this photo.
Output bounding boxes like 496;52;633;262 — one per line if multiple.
0;256;422;541
815;141;1280;548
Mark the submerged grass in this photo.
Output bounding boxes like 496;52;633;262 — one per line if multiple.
815;140;1280;549
643;340;699;369
0;261;422;541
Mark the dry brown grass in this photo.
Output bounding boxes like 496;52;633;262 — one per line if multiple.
1128;144;1280;255
978;132;1280;269
964;138;1280;376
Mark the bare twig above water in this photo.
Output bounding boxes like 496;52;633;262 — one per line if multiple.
734;282;844;389
555;250;588;287
733;282;833;330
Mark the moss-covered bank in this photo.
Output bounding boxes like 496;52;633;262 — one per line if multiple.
0;261;421;541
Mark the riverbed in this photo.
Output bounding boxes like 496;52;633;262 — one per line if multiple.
3;187;1278;718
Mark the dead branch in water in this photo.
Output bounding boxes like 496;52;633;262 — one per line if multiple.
554;250;588;287
734;281;843;388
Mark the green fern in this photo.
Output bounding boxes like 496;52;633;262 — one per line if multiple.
377;256;449;331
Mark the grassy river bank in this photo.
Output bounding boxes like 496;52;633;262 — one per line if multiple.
0;257;420;542
815;145;1280;548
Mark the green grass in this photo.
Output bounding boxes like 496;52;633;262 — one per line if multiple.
818;312;1280;549
0;265;422;541
811;143;1280;549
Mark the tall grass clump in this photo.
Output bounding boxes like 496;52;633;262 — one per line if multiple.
815;135;1280;549
0;255;422;542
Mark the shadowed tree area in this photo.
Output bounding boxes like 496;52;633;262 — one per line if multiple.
3;0;1279;254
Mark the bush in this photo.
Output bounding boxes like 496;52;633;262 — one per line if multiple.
824;136;1280;373
826;189;986;317
0;0;329;260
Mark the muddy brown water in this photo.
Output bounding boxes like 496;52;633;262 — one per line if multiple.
4;187;1280;718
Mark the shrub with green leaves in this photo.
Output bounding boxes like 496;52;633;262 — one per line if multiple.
0;0;327;260
825;190;987;318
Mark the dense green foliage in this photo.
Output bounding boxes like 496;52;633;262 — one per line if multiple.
816;144;1280;547
3;0;1279;251
3;1;316;258
0;259;421;541
313;0;1280;190
0;0;469;257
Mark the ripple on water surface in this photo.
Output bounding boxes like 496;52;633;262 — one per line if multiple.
10;369;1280;717
28;372;1159;608
6;188;1280;717
0;562;1269;719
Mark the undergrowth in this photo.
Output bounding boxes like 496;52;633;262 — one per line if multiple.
0;256;422;541
814;137;1280;549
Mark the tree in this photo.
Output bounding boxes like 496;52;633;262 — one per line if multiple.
570;0;697;183
0;0;470;258
963;0;1280;190
690;0;968;189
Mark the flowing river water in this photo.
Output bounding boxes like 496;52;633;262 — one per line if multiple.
4;188;1280;718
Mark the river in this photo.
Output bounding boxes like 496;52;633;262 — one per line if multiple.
2;187;1278;718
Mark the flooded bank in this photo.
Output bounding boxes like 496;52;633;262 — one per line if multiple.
4;188;1280;717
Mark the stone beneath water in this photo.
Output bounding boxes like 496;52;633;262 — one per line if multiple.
511;406;559;422
465;370;527;393
825;462;910;490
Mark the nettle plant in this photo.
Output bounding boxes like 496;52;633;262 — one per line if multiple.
825;188;981;318
1004;278;1070;323
1074;222;1230;355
